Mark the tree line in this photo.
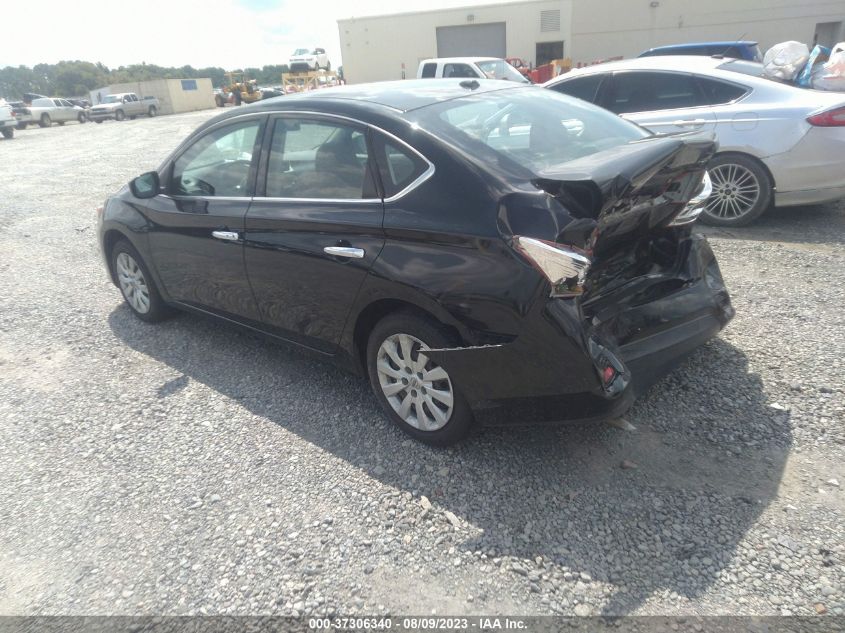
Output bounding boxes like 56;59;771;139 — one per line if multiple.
0;61;293;100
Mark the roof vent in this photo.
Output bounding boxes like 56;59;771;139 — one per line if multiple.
540;9;560;32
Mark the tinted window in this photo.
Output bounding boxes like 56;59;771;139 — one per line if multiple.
549;74;605;103
443;63;479;78
171;120;260;197
411;88;649;175
373;135;429;198
696;77;747;105
609;72;700;113
53;99;62;106
265;118;374;199
421;63;437;78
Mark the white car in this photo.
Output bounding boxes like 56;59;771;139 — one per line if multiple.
289;48;330;72
0;99;15;139
545;56;845;226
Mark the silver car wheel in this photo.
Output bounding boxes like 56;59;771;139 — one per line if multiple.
376;333;454;431
116;252;151;314
706;163;760;220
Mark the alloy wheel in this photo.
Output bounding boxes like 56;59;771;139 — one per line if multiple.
376;333;454;431
116;252;151;314
705;163;760;221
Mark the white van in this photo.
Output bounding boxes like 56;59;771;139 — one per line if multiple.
417;57;529;82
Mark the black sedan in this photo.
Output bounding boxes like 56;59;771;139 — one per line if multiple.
98;79;733;445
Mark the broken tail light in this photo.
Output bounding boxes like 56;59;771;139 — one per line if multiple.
669;170;712;227
514;236;591;298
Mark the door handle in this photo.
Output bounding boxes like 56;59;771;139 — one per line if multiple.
323;246;365;259
212;230;239;241
673;119;707;127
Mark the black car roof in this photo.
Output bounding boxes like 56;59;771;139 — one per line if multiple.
241;79;525;114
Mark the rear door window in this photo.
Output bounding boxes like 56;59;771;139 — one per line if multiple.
607;71;702;114
264;118;376;199
548;74;605;104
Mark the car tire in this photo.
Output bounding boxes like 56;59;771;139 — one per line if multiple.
366;311;474;446
58;121;65;126
326;61;331;71
94;119;103;124
215;95;225;107
111;239;171;323
39;114;51;128
148;105;157;117
115;110;126;121
700;153;772;227
16;122;26;130
1;128;13;139
129;115;136;120
78;113;86;123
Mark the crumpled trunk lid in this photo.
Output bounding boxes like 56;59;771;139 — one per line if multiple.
530;135;716;258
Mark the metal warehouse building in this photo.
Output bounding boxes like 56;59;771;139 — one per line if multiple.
337;0;845;83
89;78;215;115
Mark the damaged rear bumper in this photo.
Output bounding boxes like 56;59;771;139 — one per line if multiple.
426;233;733;425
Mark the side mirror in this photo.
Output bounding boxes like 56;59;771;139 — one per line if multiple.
130;171;160;199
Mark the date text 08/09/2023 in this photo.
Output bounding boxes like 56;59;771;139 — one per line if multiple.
308;617;529;630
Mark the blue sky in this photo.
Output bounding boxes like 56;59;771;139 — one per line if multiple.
4;0;504;69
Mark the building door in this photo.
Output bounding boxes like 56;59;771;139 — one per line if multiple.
814;22;843;48
436;23;506;58
536;41;564;66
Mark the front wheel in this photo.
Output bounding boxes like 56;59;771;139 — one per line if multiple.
78;113;86;123
701;154;773;227
111;240;171;323
1;128;13;139
39;114;51;127
148;105;157;117
367;311;474;446
115;110;126;121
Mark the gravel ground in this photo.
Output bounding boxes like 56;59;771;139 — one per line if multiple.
0;111;842;617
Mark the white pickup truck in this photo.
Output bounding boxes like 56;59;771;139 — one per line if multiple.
23;97;87;127
0;100;15;139
88;93;159;123
417;57;529;83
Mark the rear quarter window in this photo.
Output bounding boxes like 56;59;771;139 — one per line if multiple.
695;77;748;105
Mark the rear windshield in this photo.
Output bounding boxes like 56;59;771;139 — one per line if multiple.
476;60;530;83
718;60;765;77
409;87;649;175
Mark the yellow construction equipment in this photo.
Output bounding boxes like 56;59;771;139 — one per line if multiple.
215;72;262;107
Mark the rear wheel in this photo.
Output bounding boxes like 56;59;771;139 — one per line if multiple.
1;128;13;139
148;105;157;117
366;311;474;446
78;113;86;123
115;109;126;121
111;240;171;323
701;153;772;227
39;114;51;127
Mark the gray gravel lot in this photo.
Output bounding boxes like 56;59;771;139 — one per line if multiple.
0;111;843;617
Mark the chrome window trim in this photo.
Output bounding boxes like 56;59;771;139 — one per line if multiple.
160;194;252;202
253;196;383;204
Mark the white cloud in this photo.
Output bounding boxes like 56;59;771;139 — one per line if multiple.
4;0;516;69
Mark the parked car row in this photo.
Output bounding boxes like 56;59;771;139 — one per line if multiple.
0;92;162;138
